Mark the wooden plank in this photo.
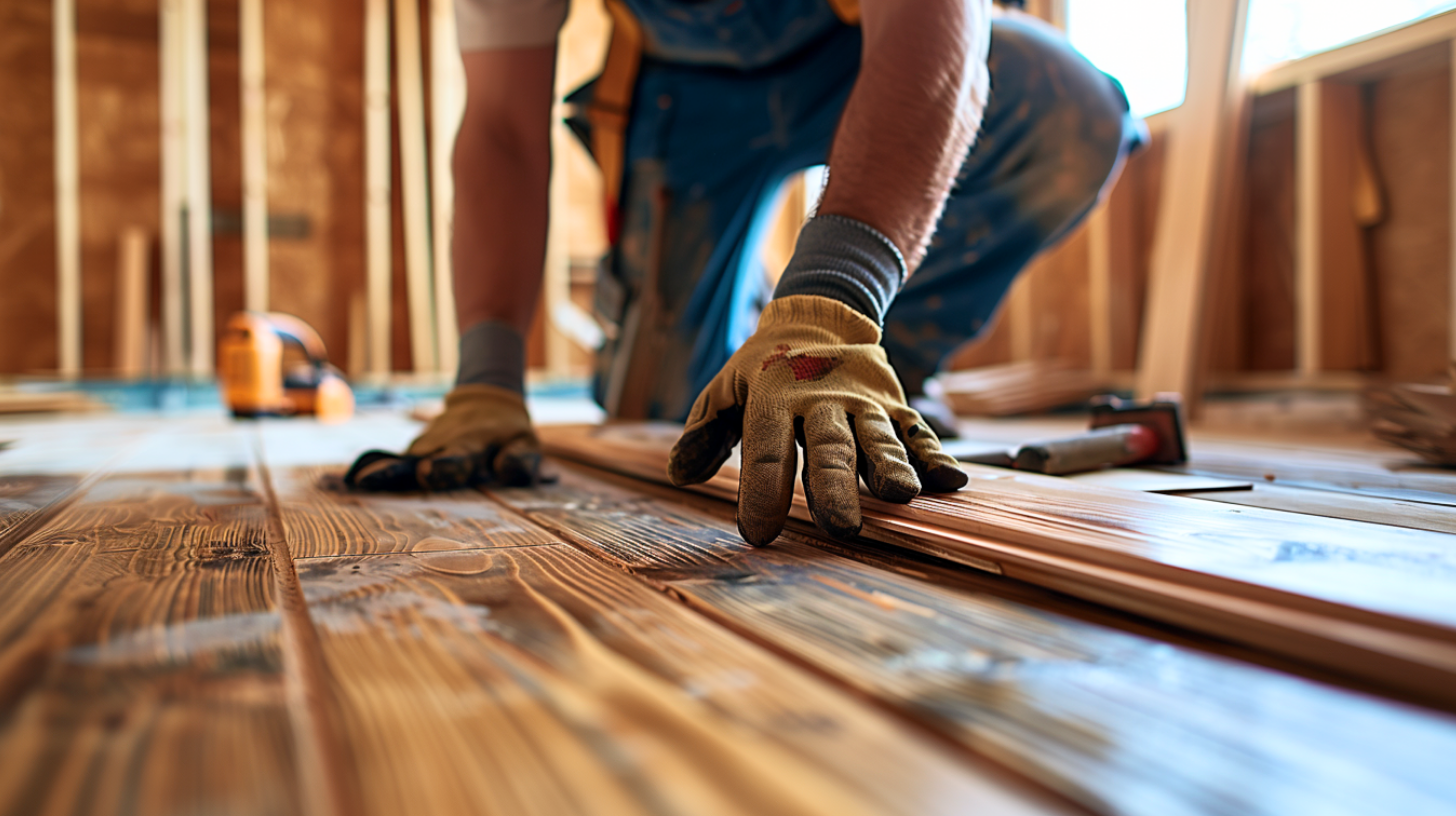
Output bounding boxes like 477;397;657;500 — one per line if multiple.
265;468;1060;816
113;227;149;377
159;0;187;377
491;465;1456;816
1450;40;1456;376
539;423;1456;707
429;0;460;376
1171;435;1456;506
1135;0;1249;406
183;0;214;378
1086;204;1112;377
53;0;80;377
270;466;560;557
1253;8;1456;94
1296;80;1375;375
0;430;306;815
1186;482;1456;536
364;0;392;377
393;0;436;373
241;0;269;313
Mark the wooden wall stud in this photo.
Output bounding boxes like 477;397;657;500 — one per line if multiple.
53;0;81;377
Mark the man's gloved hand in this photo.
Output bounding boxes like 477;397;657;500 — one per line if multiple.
668;295;968;545
345;384;541;491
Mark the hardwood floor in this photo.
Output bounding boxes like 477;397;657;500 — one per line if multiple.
1;412;1455;816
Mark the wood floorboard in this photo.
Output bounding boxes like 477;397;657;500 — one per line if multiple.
0;427;304;816
269;473;1060;816
1168;440;1456;506
1184;482;1456;534
271;465;561;557
491;465;1456;816
539;424;1456;705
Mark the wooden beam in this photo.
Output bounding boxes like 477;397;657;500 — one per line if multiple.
240;0;268;313
159;0;186;377
365;0;392;377
1086;203;1112;377
429;0;461;377
1450;40;1456;380
1253;8;1456;94
53;0;80;377
1135;0;1249;405
1007;275;1034;362
184;0;214;378
393;0;437;373
1295;80;1375;376
114;227;150;378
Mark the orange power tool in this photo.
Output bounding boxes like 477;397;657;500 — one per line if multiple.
218;312;355;422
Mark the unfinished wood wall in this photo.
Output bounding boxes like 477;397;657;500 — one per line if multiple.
3;2;1455;384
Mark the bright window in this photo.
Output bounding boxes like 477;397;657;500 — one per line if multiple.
1242;0;1456;71
1066;0;1189;118
1064;0;1456;119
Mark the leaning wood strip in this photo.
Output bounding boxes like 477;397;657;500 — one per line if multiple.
271;478;1058;815
0;440;303;815
491;466;1456;816
539;424;1456;707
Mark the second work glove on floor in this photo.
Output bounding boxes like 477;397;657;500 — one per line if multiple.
668;295;968;546
345;384;542;491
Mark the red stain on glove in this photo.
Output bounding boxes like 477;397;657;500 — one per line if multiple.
760;344;842;382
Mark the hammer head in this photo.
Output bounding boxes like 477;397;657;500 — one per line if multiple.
1088;396;1187;465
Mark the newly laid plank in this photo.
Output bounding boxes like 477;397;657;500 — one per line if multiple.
1170;439;1456;507
540;424;1456;706
492;466;1456;816
0;428;304;815
272;475;1059;815
1186;482;1456;535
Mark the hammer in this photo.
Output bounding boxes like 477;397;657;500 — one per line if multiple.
1011;396;1187;476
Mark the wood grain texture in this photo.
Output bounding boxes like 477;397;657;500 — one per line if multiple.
540;424;1456;706
492;466;1456;816
0;454;302;815
273;466;560;557
272;476;1057;816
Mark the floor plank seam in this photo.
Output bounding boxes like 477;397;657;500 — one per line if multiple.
252;431;363;816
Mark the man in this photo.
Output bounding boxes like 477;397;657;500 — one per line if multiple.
346;0;1142;547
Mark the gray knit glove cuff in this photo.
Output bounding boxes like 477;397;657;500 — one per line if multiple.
456;320;526;394
771;214;908;325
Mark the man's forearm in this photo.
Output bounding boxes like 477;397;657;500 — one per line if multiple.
816;0;991;272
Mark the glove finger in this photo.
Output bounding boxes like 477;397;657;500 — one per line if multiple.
849;411;921;504
417;446;486;491
798;404;862;540
492;436;543;487
891;408;969;494
669;390;744;486
737;406;796;547
344;450;423;492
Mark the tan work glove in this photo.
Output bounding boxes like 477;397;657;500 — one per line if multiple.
668;295;968;545
345;384;542;491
